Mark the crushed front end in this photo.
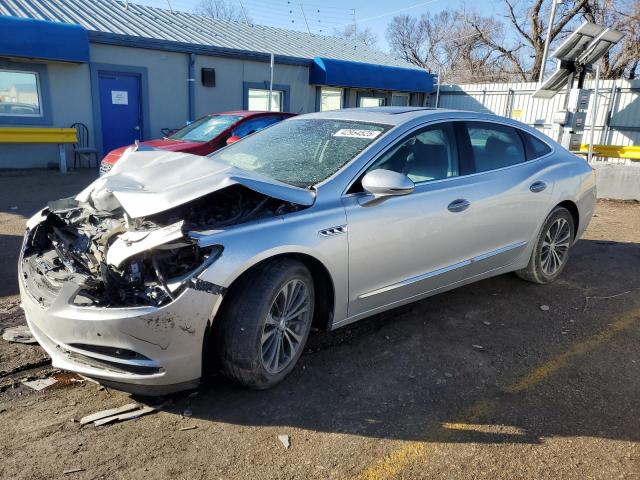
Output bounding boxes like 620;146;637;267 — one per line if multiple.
19;182;303;395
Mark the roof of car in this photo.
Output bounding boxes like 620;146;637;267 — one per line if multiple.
214;111;295;118
296;107;469;126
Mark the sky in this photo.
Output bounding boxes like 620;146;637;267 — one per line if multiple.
134;0;502;52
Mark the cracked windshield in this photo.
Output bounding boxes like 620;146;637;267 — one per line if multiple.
211;119;390;187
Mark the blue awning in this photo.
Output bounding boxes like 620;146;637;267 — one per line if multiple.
309;57;433;93
0;16;89;63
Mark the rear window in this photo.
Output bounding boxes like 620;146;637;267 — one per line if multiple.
465;122;526;173
522;132;553;160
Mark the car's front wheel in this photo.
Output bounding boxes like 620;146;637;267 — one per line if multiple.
214;258;315;389
517;206;575;284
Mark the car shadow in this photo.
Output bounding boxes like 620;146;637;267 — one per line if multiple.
144;238;640;446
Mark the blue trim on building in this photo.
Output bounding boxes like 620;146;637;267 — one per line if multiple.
242;82;291;112
88;31;312;67
309;57;434;93
0;60;53;126
89;63;151;157
0;16;89;63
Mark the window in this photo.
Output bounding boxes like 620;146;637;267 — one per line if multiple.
391;93;410;107
359;96;385;107
521;131;552;160
0;69;42;117
367;123;458;184
169;115;242;142
465;122;526;172
247;88;282;112
212;119;390;187
232;115;283;137
320;87;342;111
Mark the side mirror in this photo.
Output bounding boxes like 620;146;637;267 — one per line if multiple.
361;169;414;198
226;135;241;145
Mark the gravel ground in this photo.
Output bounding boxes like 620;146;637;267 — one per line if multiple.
0;169;638;480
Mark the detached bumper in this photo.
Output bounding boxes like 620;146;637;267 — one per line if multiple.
19;261;221;395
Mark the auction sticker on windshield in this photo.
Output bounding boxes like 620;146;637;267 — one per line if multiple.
333;129;382;139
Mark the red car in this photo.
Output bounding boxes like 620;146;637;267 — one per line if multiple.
99;111;295;175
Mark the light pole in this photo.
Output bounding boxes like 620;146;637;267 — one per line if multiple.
539;0;561;83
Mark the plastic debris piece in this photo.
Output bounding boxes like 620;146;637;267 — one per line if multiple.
93;406;155;426
278;434;290;449
472;344;484;350
23;378;57;391
2;325;37;344
80;403;139;425
540;305;550;311
63;468;85;475
182;408;193;417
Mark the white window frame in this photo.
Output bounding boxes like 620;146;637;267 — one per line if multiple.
391;92;410;107
319;87;343;111
247;88;283;112
0;68;43;118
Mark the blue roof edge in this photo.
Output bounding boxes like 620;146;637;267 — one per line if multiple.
0;15;89;63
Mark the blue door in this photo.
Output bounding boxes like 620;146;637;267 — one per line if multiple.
98;71;142;153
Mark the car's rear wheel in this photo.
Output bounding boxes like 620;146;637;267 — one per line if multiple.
517;206;575;284
214;258;314;389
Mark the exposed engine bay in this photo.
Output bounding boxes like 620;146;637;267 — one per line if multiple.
21;185;304;308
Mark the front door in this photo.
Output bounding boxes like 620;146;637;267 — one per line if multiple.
98;71;142;153
344;122;473;319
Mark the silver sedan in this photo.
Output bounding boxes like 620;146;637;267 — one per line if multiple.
19;107;596;394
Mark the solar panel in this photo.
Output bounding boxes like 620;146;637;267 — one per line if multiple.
533;22;623;99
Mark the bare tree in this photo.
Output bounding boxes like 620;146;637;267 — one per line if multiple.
334;24;378;48
194;0;250;23
468;0;638;81
386;11;513;83
582;0;640;79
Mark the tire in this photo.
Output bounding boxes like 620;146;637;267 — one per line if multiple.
213;258;315;389
516;206;575;284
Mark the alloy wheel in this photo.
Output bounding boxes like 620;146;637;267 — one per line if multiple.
261;279;311;374
540;217;571;275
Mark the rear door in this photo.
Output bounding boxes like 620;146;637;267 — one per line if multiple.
454;121;554;278
98;72;142;153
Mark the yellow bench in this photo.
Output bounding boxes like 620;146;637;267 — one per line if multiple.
579;144;640;161
0;127;78;173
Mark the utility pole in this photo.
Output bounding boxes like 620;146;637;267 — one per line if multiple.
268;53;274;112
238;0;250;25
300;4;311;35
539;0;561;83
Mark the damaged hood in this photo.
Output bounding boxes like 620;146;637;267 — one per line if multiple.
77;150;316;218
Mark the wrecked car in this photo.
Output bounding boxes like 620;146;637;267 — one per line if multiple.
19;108;596;394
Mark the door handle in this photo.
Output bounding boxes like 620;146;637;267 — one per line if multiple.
530;181;547;193
447;199;470;213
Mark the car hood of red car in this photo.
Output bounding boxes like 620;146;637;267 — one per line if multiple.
103;138;204;164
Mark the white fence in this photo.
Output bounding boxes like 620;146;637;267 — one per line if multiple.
430;79;640;149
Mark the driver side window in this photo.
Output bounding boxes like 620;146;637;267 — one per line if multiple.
367;122;459;184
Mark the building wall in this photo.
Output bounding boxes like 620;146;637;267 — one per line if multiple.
0;59;92;169
90;43;190;139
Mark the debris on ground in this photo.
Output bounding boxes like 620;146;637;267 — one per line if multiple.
2;325;37;344
94;406;155;426
80;403;155;426
540;305;550;311
179;425;198;431
8;206;18;210
22;377;57;391
472;344;484;350
63;468;85;475
444;372;453;378
482;321;491;326
278;434;291;449
182;408;193;417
